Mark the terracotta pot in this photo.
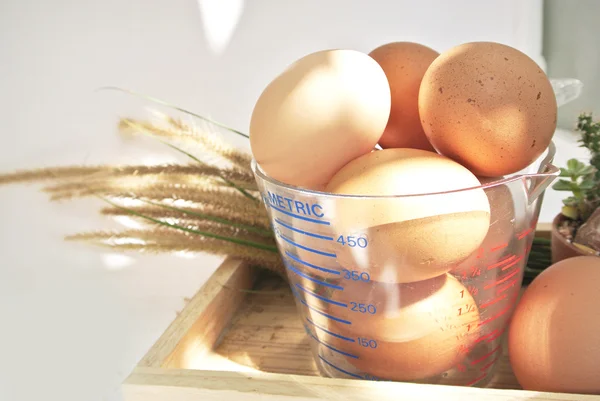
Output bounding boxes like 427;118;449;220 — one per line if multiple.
550;213;590;264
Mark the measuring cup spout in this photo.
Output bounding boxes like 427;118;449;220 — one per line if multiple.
525;163;560;203
519;141;560;204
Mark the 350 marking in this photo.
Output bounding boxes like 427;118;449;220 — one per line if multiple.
342;269;370;282
350;302;377;314
337;235;368;248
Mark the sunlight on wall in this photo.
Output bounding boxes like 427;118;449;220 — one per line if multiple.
101;253;136;270
197;0;245;55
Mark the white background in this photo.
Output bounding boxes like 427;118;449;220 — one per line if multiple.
0;1;590;400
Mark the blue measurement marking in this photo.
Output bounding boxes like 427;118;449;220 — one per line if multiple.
285;261;343;290
306;318;355;342
319;355;363;379
268;204;331;225
274;218;334;240
285;251;339;275
296;284;347;307
306;329;358;359
279;234;336;258
292;289;351;325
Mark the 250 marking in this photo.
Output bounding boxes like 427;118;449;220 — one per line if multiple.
337;235;368;248
350;302;377;314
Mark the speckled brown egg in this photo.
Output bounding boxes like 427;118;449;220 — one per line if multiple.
369;42;439;151
451;177;516;277
326;274;480;381
325;148;490;284
419;42;557;177
508;256;600;394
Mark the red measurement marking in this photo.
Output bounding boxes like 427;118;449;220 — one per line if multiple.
458;344;471;355
478;303;512;327
484;269;520;290
471;344;502;366
490;243;508;252
487;327;507;342
517;228;533;240
468;285;479;296
474;329;498;344
475;327;507;344
458;304;476;316
487;255;517;270
474;247;484;259
480;355;501;372
501;255;524;271
456;363;466;372
497;278;519;294
465;372;489;387
480;294;507;309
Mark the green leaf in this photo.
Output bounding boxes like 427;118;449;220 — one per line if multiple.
562;196;578;206
552;179;576;191
567;159;585;173
579;176;596;190
579;165;597;176
559;167;571;177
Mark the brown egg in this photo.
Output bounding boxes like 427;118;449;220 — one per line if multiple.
508;256;600;394
325;274;480;381
368;42;439;151
250;49;391;189
418;42;558;177
451;177;515;277
325;148;490;283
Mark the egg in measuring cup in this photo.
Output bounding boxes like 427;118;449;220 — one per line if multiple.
451;177;517;279
323;274;480;382
250;49;391;190
325;148;491;284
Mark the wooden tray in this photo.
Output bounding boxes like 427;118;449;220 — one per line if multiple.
121;225;599;400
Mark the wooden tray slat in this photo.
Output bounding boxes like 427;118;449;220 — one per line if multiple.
138;258;256;369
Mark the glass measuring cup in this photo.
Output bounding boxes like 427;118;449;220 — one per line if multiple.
251;142;559;388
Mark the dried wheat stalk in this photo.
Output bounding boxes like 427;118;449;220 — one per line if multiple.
67;227;283;272
0;105;285;276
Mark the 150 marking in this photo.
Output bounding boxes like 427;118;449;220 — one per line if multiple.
357;337;378;348
336;235;368;248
